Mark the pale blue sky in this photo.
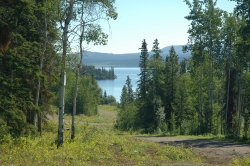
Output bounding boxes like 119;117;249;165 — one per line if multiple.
85;0;236;54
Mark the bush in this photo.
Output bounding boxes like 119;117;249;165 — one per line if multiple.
104;95;116;105
0;117;10;142
64;73;102;116
115;103;137;131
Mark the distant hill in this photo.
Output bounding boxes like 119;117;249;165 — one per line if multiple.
82;45;191;67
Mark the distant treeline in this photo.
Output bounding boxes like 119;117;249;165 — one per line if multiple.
82;65;117;80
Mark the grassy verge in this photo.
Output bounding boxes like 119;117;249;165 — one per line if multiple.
0;121;203;166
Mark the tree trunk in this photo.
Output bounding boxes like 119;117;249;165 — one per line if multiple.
225;68;230;135
71;3;85;140
71;69;78;140
58;72;66;146
58;0;74;147
199;67;204;134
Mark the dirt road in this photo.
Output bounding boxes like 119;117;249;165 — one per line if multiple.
133;136;250;165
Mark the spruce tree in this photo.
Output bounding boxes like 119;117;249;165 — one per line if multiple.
120;85;128;109
125;76;134;103
136;39;156;133
137;39;150;102
164;46;179;131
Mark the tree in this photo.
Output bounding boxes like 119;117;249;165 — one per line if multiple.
125;76;134;103
136;39;157;133
70;0;117;139
57;0;118;143
65;71;102;116
183;0;223;134
120;85;128;109
0;21;10;52
149;38;164;100
151;38;162;60
232;0;250;137
137;39;150;102
220;12;239;135
0;0;60;138
163;46;179;131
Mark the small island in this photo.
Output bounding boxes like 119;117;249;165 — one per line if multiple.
83;65;117;80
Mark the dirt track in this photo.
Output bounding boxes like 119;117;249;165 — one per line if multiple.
133;136;250;165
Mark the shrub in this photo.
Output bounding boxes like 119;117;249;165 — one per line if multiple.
115;103;137;131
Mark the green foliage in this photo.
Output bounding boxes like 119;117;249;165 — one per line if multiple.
0;0;60;139
105;95;117;105
0;122;203;165
120;85;128;109
119;76;134;109
115;103;137;131
65;70;102;116
163;46;179;131
232;157;250;166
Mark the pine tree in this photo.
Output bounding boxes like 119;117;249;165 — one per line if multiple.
120;85;128;109
137;39;150;102
164;46;179;131
125;76;134;103
136;39;156;133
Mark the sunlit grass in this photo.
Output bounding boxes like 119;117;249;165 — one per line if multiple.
2;104;249;165
98;104;120;113
0;122;203;166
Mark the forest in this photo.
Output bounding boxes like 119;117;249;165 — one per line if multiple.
0;0;117;143
116;0;250;138
0;0;250;150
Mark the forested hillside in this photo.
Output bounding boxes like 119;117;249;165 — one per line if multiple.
116;0;250;139
82;45;191;67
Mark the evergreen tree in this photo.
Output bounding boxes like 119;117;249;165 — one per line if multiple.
120;85;128;109
125;76;134;103
0;0;60;138
151;38;162;60
137;39;150;102
136;39;156;133
164;46;179;131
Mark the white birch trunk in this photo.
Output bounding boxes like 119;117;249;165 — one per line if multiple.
58;72;66;145
58;0;74;146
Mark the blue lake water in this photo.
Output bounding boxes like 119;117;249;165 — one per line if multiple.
97;68;140;103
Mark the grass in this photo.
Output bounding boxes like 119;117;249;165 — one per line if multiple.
98;104;120;113
1;105;250;165
0;121;203;166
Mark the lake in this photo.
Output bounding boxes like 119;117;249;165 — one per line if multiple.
97;68;140;103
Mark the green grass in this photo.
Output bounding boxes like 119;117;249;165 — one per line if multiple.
0;121;203;166
2;105;249;165
98;104;120;113
74;113;116;124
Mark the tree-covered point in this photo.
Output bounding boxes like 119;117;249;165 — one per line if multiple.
82;65;117;80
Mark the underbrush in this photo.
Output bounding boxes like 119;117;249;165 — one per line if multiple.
232;157;250;166
0;121;202;166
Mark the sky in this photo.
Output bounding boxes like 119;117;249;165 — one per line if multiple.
83;0;237;54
